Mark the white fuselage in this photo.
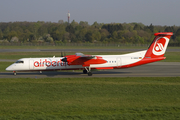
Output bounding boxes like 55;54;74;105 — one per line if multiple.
6;50;147;72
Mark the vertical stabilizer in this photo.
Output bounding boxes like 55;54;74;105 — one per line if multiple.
145;32;173;58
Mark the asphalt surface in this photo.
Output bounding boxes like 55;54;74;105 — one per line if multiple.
0;62;179;78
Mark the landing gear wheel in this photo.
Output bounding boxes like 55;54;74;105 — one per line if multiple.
83;69;87;74
84;67;92;76
13;71;16;76
88;72;92;76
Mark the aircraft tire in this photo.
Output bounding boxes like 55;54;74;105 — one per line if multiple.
88;72;92;76
14;72;16;76
83;69;87;74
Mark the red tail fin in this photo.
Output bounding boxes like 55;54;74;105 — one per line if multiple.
145;32;173;58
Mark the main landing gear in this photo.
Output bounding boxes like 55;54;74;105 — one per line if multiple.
83;67;92;76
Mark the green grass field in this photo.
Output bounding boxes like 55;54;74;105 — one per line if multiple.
0;77;180;120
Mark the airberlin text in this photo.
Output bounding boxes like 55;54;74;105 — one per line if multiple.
34;59;69;67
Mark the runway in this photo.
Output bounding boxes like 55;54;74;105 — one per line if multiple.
0;62;180;78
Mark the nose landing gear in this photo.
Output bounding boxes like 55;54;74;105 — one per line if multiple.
13;71;16;76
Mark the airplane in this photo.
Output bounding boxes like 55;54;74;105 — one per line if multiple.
6;32;173;76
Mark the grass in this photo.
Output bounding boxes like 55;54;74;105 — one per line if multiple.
0;62;13;72
0;77;180;119
163;52;180;62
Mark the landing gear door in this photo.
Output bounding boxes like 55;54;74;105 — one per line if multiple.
29;60;34;70
116;58;121;67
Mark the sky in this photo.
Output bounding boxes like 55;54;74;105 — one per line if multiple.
0;0;180;26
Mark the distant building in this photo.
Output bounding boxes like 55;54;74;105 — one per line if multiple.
10;36;19;42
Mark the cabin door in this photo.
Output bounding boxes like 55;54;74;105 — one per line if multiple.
116;58;121;67
29;60;34;70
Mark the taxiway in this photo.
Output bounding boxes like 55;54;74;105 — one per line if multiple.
0;62;179;78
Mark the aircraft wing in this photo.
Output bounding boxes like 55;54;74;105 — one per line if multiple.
75;53;95;58
61;53;107;67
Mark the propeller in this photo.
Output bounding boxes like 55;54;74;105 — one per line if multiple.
61;57;67;62
61;51;63;57
61;51;67;62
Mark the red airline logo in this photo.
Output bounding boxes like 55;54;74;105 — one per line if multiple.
34;59;69;67
152;37;169;56
154;38;166;52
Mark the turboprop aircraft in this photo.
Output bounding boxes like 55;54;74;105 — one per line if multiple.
6;32;173;76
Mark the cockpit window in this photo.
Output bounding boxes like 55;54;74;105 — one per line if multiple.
15;61;24;63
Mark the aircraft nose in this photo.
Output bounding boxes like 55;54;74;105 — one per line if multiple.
6;65;13;71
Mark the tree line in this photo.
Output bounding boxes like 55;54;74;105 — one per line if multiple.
0;20;180;44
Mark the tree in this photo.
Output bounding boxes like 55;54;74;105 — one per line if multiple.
0;30;3;40
149;23;154;32
176;36;180;43
92;31;101;42
8;31;17;40
133;24;142;30
58;20;64;24
46;36;54;43
66;24;75;34
33;22;41;39
176;28;180;36
102;24;124;34
165;26;174;32
71;20;79;28
85;31;93;42
38;25;48;36
0;21;179;44
112;31;118;39
79;21;89;27
76;28;87;42
63;32;70;43
3;27;10;40
29;34;37;41
100;29;109;41
92;21;101;28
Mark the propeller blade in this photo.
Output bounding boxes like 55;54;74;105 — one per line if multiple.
61;51;63;57
61;57;67;62
61;52;68;62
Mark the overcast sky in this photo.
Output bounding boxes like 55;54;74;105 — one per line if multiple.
0;0;179;26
